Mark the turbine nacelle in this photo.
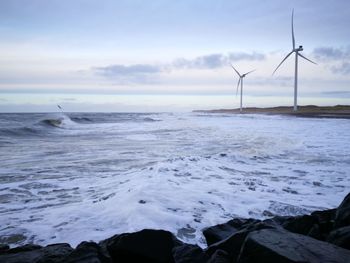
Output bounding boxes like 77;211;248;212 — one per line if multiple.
295;45;303;52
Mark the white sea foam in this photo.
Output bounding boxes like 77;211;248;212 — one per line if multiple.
0;112;349;247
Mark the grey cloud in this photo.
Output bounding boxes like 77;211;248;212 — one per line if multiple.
331;62;350;75
313;46;350;61
173;54;226;69
92;51;266;82
95;64;162;77
228;52;265;61
173;51;266;69
93;64;163;84
313;46;350;75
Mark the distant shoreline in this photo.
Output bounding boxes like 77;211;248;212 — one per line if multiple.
194;105;350;119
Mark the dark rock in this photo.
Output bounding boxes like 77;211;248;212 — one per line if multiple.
172;244;209;263
0;243;73;263
207;250;230;263
237;228;350;263
0;234;27;245
203;218;260;246
2;244;42;254
334;192;350;229
281;215;317;235
0;244;10;253
311;208;336;239
205;221;277;261
307;224;322;240
100;229;182;263
327;226;350;250
61;241;111;263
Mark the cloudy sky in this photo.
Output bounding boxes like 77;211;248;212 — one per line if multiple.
0;0;349;112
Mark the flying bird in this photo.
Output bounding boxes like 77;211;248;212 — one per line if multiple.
272;9;317;112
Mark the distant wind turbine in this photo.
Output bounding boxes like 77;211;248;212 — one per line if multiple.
272;9;317;112
230;64;255;112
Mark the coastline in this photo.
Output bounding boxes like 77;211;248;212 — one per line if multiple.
1;192;349;262
194;105;350;119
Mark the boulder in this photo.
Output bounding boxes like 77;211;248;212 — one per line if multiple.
100;229;182;263
237;228;350;263
281;215;316;235
205;221;277;261
203;218;260;246
0;243;73;263
0;244;9;253
310;208;336;239
207;249;230;263
2;244;42;254
61;241;111;263
172;244;209;263
327;226;350;250
334;192;350;229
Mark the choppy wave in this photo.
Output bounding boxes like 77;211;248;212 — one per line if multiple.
0;113;162;138
0;112;349;248
0;114;76;137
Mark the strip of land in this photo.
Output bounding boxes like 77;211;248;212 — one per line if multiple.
194;105;350;119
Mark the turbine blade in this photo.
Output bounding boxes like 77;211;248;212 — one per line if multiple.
272;51;294;75
291;9;295;50
298;53;317;65
230;63;241;77
236;78;241;96
244;69;256;76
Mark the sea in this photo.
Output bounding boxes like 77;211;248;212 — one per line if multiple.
0;112;349;247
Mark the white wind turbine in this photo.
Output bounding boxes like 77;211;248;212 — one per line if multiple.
273;9;317;112
231;64;255;112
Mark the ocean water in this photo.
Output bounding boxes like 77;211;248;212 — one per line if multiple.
0;112;349;247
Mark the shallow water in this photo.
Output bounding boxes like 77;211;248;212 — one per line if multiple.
0;112;349;247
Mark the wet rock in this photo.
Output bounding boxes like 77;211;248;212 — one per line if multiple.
311;208;336;239
2;244;42;254
0;244;9;253
100;229;182;263
203;218;260;246
61;241;111;263
327;226;350;250
177;225;196;239
237;228;350;263
334;192;350;229
205;221;276;261
172;244;209;263
207;249;230;263
0;234;27;245
281;215;317;235
0;243;73;263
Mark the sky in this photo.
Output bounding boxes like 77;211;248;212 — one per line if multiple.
0;0;349;112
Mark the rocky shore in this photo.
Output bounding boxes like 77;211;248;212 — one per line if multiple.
1;192;349;263
194;105;350;119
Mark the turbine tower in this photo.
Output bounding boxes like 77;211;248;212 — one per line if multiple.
231;64;255;112
273;9;317;112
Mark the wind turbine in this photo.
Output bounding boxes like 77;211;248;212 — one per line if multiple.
230;64;255;112
272;9;317;112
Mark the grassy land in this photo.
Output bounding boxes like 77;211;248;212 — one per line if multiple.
194;105;350;119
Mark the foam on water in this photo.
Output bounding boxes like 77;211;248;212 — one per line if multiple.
0;112;349;247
